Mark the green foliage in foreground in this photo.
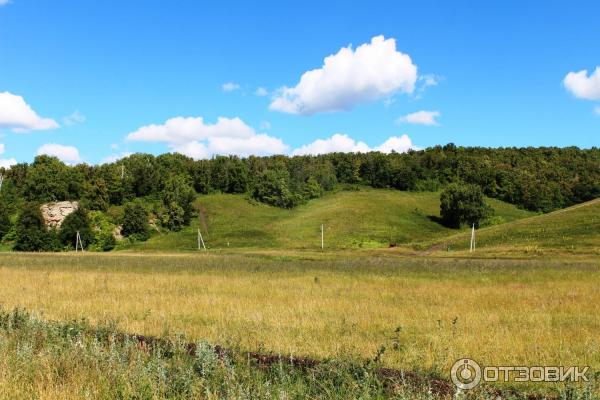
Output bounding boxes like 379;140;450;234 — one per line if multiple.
0;307;595;400
0;308;413;399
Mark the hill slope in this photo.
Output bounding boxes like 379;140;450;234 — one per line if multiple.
429;198;600;255
122;187;534;251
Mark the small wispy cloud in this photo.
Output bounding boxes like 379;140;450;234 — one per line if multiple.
101;151;133;165
594;106;600;115
0;0;11;6
222;82;241;92
419;74;442;88
62;110;86;126
396;110;441;126
255;87;269;97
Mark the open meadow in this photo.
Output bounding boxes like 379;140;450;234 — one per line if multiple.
0;252;598;398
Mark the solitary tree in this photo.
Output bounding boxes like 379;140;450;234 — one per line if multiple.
251;169;299;209
59;207;93;249
161;175;196;228
440;183;493;228
14;202;52;251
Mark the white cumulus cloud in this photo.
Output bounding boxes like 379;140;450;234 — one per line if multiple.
396;110;441;126
0;92;59;132
0;159;16;169
564;67;600;100
127;116;288;159
292;133;415;156
37;144;82;164
222;82;241;92
292;134;370;155
270;35;418;115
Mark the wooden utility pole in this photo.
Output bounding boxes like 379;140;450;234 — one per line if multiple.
0;173;3;191
198;228;207;251
321;224;324;250
469;223;476;253
75;231;84;252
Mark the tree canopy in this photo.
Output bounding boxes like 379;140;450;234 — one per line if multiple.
440;183;494;228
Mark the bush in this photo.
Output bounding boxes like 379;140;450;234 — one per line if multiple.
160;175;196;231
96;231;116;251
59;207;93;249
300;176;323;200
160;201;186;232
121;202;149;240
251;169;300;209
88;211;117;251
440;183;493;228
14;202;56;251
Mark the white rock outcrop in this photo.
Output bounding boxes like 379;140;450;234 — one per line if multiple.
40;201;79;229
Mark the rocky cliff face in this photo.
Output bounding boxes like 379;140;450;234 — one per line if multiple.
40;201;79;229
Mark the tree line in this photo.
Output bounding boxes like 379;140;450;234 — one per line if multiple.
0;145;598;249
3;145;599;211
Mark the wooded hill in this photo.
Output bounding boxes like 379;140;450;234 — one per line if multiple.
0;145;598;251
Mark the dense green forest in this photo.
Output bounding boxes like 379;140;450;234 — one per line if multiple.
1;145;599;251
2;145;599;213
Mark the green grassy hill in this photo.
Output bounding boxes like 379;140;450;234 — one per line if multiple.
122;187;534;252
429;198;600;255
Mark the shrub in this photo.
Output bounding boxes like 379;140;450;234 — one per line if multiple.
160;175;196;231
96;231;116;251
251;169;299;209
300;176;323;200
121;202;149;240
59;207;93;249
160;201;186;232
14;202;55;251
440;183;493;228
88;211;118;251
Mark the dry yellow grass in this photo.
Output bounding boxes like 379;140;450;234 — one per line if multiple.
0;252;598;378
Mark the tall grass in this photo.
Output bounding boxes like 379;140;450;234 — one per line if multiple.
0;307;596;399
0;253;598;396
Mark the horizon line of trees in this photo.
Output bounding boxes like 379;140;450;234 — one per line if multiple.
0;144;598;215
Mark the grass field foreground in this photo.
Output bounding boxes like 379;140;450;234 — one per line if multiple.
0;252;598;396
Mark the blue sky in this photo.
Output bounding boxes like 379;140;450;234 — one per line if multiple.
0;0;599;166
